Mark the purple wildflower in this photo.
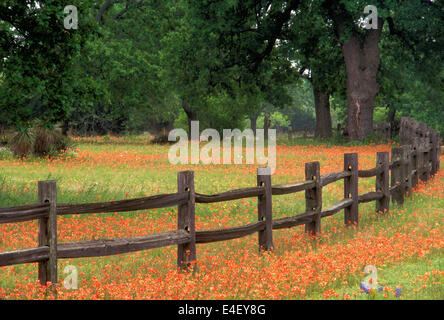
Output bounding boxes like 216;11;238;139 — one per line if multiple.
360;282;370;294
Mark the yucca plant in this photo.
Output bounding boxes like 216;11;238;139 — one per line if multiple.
9;126;34;158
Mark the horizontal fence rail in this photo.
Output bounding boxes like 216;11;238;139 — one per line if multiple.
0;203;50;224
58;192;189;215
195;186;265;203
0;117;440;288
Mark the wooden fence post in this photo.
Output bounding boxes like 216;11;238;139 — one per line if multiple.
411;139;419;189
391;148;404;205
257;167;273;251
400;117;408;145
376;152;389;213
427;132;433;177
304;162;321;235
424;137;431;181
430;130;438;175
344;153;358;226
177;171;196;271
38;180;57;286
402;145;412;197
419;138;428;182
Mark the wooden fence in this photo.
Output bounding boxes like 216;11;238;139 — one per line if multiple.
0;119;440;287
373;122;391;139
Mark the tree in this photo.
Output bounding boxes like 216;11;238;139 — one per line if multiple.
322;0;444;140
68;0;180;135
0;0;95;130
284;0;345;138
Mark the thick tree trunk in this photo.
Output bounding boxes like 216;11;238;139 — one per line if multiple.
313;86;332;138
182;100;198;135
342;23;384;141
249;114;258;136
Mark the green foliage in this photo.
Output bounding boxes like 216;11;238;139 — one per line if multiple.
282;81;316;130
0;0;96;127
373;107;388;124
376;7;444;135
1;0;443;138
257;112;290;129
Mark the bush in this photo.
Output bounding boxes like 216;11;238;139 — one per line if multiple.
9;128;34;158
33;125;72;157
8;123;73;158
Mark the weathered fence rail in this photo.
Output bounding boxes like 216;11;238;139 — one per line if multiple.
0;117;440;287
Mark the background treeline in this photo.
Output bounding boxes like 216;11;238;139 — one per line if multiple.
0;0;443;144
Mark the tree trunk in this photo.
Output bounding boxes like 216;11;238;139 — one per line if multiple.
61;119;70;136
250;114;258;136
264;111;271;140
342;22;384;141
182;100;197;135
313;86;332;138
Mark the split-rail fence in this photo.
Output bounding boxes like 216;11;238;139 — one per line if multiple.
0;117;440;287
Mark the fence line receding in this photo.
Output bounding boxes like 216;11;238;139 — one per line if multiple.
0;117;440;286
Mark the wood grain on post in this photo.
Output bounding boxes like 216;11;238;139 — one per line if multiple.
344;154;358;226
177;171;196;271
375;152;389;214
428;133;433;176
425;137;431;181
38;180;57;286
257;167;273;251
402;145;412;197
412;137;421;188
400;117;408;145
408;118;415;144
416;138;423;182
390;148;403;205
419;138;429;182
304;162;321;235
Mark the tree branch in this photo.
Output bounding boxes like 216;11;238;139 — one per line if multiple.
251;0;301;72
96;0;118;24
386;16;418;55
114;0;145;20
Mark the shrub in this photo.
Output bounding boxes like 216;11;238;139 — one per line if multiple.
9;128;34;158
34;124;73;157
33;125;57;156
8;123;73;158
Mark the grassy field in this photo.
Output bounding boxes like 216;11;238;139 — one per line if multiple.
0;136;443;300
